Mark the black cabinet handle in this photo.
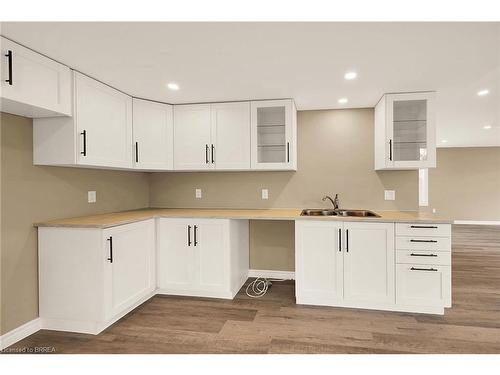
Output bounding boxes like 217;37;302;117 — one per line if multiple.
107;237;113;263
410;225;438;229
205;145;209;164
346;229;349;253
135;142;139;163
211;144;215;164
187;225;192;246
410;253;438;257
5;50;12;85
389;139;392;161
338;228;342;252
287;142;290;163
410;239;437;243
410;267;438;272
80;130;87;156
194;225;198;246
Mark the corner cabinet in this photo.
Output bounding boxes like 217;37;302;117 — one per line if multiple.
1;36;71;118
38;219;156;334
133;98;173;170
251;99;297;171
157;218;249;299
33;71;133;169
375;92;436;170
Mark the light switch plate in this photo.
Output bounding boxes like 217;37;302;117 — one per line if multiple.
195;188;202;199
384;190;395;201
261;189;269;200
88;191;96;203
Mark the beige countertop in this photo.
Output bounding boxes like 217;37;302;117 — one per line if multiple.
35;208;453;229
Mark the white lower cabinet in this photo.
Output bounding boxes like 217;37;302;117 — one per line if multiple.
157;218;249;299
295;220;451;314
38;220;155;334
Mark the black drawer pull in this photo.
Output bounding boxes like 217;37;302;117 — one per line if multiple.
410;225;438;229
80;130;87;156
107;237;113;263
193;225;198;246
410;239;437;243
5;50;13;85
135;142;139;163
346;229;349;253
287;142;290;163
211;144;215;164
389;139;392;161
410;267;438;272
187;225;192;246
205;145;209;164
410;253;438;257
338;228;341;252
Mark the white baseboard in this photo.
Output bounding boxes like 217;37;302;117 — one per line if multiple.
454;220;500;225
0;318;41;350
248;269;295;280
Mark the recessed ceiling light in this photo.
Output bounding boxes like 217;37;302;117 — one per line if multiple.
477;89;489;96
441;139;448;143
167;82;179;91
344;71;357;80
483;125;492;130
338;98;348;104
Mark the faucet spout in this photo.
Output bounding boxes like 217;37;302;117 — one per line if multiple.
322;194;340;210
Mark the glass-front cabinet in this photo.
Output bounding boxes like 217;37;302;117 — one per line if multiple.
374;92;436;170
251;99;297;170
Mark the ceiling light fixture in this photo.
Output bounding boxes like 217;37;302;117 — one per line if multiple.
338;98;348;104
344;71;357;80
483;125;492;130
167;82;179;91
477;89;489;96
441;139;448;143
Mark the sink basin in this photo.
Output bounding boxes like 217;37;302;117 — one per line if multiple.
301;209;338;216
334;209;381;218
301;209;380;217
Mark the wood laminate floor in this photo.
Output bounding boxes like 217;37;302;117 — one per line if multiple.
4;225;500;354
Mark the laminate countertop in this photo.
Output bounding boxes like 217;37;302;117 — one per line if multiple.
35;208;453;229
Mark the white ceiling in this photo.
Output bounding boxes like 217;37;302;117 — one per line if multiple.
1;22;499;147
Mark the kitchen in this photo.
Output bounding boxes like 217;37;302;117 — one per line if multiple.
0;15;499;369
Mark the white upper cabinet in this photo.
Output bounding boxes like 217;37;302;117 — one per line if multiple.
375;92;436;170
211;102;251;170
132;99;173;170
33;71;133;169
173;104;213;170
251;99;297;171
0;36;71;118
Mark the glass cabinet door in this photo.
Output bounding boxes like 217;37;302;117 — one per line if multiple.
256;105;287;163
392;99;428;162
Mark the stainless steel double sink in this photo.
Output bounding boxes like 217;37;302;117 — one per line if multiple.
301;209;381;217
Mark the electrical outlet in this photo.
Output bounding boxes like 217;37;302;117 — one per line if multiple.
195;188;202;199
384;190;395;201
432;208;437;213
261;189;269;200
88;191;96;203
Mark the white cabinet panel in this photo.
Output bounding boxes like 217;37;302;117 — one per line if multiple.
104;220;155;318
396;264;451;307
295;220;344;304
251;99;297;170
211;102;251;170
343;222;395;305
395;236;451;252
395;223;451;237
197;220;229;290
133;99;173;170
173;104;212;170
1;36;71;117
75;72;133;168
396;249;451;266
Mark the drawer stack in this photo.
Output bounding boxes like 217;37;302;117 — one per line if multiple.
395;223;452;309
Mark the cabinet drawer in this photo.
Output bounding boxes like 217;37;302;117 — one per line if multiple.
396;249;451;266
396;236;451;252
396;264;451;307
396;223;451;237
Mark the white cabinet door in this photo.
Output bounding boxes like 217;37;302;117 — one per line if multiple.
0;36;71;117
196;219;229;291
104;220;155;318
295;221;344;304
133;98;173;170
211;102;251;170
173;104;213;170
75;72;133;168
157;218;195;290
396;264;451;307
343;222;395;304
250;99;297;170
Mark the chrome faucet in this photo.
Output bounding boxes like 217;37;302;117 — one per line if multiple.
323;194;340;210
